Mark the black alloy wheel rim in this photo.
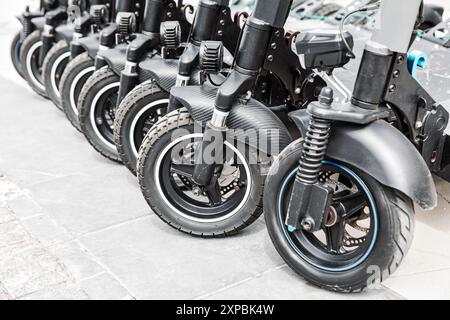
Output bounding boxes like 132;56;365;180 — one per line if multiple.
278;162;378;271
158;137;250;220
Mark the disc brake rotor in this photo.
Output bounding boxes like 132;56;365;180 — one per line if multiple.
320;170;370;249
175;142;246;201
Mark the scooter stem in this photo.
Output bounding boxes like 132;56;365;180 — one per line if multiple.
352;0;423;110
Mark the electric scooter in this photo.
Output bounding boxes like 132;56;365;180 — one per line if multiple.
263;0;450;292
42;0;112;109
114;0;245;174
11;0;66;78
19;0;70;97
59;0;141;131
136;0;326;237
77;0;190;162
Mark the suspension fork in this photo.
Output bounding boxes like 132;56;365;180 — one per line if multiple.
285;88;334;232
191;16;274;187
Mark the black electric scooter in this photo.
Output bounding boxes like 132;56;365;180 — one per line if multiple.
19;0;70;97
59;0;141;131
263;0;450;292
114;0;245;174
77;0;191;162
136;0;326;237
11;0;65;78
42;0;112;109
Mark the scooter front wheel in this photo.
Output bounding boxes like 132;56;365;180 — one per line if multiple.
115;80;169;175
78;67;122;162
264;139;415;292
137;108;264;237
19;30;48;98
60;53;95;132
42;40;71;110
10;32;24;78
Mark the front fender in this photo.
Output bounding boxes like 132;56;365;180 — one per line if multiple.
76;33;100;59
138;55;201;92
55;23;75;43
97;43;128;76
289;110;437;209
171;85;293;156
138;55;179;92
30;16;46;32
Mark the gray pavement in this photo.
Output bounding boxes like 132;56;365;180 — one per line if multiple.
1;0;450;300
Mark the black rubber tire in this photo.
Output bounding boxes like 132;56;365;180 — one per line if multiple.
115;80;169;175
10;32;24;78
137;108;264;237
311;3;342;17
78;67;122;162
19;30;48;98
60;53;95;132
264;139;415;293
42;40;71;110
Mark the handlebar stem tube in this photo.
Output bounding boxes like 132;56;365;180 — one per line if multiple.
352;0;423;110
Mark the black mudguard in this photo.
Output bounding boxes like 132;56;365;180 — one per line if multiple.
138;55;201;93
30;16;46;32
98;43;128;76
55;23;75;43
171;85;293;156
289;110;437;210
77;33;101;59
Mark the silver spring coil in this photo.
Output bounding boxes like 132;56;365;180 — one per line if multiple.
297;116;331;184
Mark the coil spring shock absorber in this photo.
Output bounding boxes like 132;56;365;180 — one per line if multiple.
23;18;33;37
22;7;33;39
297;88;334;185
297;116;331;184
285;87;334;232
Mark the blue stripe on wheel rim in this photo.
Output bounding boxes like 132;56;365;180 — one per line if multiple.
277;160;379;272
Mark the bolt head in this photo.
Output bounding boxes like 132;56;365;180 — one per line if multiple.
301;218;315;231
193;187;201;196
267;55;274;62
